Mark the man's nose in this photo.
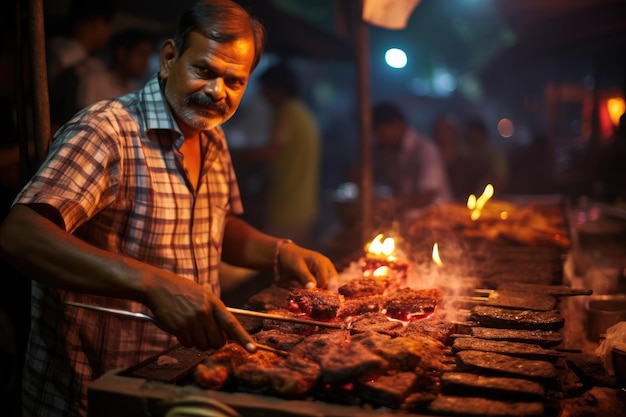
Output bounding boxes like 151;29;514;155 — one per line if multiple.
204;78;225;100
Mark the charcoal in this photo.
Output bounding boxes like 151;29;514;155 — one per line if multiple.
357;371;418;407
468;327;563;348
289;331;352;362
469;305;564;331
288;288;343;320
452;338;562;362
440;372;545;400
456;350;558;381
427;395;544;417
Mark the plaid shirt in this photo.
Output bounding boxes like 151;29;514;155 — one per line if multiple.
15;74;243;417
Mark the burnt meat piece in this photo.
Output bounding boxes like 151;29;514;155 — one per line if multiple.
357;371;418;408
253;329;306;351
384;288;441;321
452;338;562;362
244;285;291;311
427;395;545;417
468;327;563;348
353;330;445;373
483;290;557;311
456;350;558;381
288;288;343;320
440;372;545;401
261;309;321;335
336;295;384;318
290;331;388;385
193;342;258;390
338;276;392;298
234;354;321;397
497;282;591;297
315;341;389;385
401;319;457;344
469;305;564;331
349;312;404;336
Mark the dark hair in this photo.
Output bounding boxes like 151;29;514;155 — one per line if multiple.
372;101;406;128
258;63;298;97
110;29;157;52
68;1;118;27
173;0;266;70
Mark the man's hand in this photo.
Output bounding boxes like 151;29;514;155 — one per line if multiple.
144;275;256;353
276;242;337;289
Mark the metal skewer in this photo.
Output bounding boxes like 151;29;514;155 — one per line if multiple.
63;301;291;356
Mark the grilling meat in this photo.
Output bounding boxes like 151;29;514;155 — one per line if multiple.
469;305;565;331
336;295;385;318
348;312;404;336
481;290;557;311
427;395;545;417
384;288;441;321
288;288;343;320
244;284;291;311
194;343;262;390
338;276;392;298
252;329;306;351
452;337;562;362
401;319;457;344
468;327;563;348
455;350;558;381
357;371;418;408
233;354;321;397
440;372;546;400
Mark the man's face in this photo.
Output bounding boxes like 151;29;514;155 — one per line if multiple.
374;119;405;148
160;31;255;133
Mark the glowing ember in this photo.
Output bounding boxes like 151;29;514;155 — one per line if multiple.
362;233;408;285
432;243;443;266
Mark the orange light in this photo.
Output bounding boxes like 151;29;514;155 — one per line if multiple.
607;97;625;127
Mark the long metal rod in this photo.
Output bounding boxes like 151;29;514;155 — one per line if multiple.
64;301;347;329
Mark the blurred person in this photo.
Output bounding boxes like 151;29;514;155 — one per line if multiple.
231;62;321;248
47;1;119;132
430;112;482;201
369;101;452;220
76;28;158;109
0;1;337;416
464;117;510;193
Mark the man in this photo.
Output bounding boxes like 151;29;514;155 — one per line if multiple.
76;28;158;110
232;62;321;248
371;101;452;218
47;1;118;131
0;1;336;416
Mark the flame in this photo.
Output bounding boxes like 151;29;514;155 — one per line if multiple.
432;243;443;266
366;233;396;260
468;183;494;221
373;266;390;277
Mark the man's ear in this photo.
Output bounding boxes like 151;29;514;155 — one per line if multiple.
159;39;178;78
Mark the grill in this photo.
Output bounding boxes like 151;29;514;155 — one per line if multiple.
87;199;625;417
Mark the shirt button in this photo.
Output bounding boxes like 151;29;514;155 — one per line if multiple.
195;237;202;244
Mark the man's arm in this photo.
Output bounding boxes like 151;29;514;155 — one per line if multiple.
0;203;256;352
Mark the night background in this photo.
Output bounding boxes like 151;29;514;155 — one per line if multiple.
1;1;626;415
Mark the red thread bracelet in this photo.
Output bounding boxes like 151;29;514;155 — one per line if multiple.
273;239;293;281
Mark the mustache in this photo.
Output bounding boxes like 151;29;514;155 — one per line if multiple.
187;93;229;115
